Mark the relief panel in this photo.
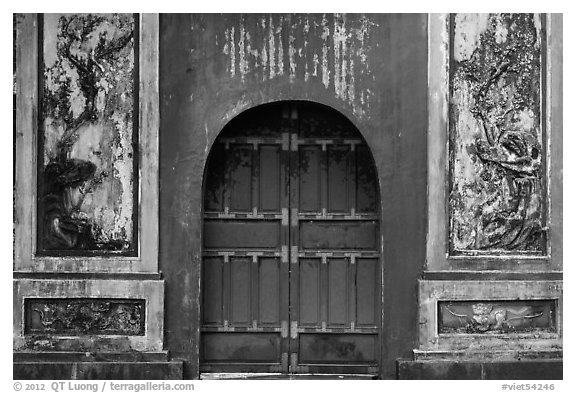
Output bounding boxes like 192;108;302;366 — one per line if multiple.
25;298;145;336
417;280;562;358
14;279;164;352
38;14;137;254
438;300;556;334
449;14;546;255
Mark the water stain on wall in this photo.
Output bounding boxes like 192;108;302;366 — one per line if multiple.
219;14;376;120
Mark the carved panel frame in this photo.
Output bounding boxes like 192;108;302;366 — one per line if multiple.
14;279;164;352
426;14;562;272
417;280;562;359
14;14;159;273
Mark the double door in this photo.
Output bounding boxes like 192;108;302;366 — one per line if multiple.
201;102;381;375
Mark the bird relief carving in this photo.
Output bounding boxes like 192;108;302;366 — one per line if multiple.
441;302;547;334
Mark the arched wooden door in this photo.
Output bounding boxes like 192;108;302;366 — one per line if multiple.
201;102;381;376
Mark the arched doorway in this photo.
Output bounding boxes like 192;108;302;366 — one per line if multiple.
201;101;381;376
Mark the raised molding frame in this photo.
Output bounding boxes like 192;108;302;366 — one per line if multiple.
14;279;164;352
14;14;159;273
426;14;562;272
417;280;562;360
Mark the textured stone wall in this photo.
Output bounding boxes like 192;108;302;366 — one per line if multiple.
449;14;545;255
39;14;136;253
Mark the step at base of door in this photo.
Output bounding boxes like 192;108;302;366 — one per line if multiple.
200;373;378;380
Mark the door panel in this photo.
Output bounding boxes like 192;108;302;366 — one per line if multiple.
298;334;378;362
230;257;251;325
204;220;281;249
258;258;281;325
299;221;378;250
299;258;321;326
327;258;349;327
201;104;290;373
259;146;282;212
228;144;253;211
356;145;379;213
202;256;224;325
327;146;351;213
202;333;281;362
201;102;380;375
298;146;322;212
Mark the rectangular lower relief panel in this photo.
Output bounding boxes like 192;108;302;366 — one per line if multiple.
418;280;562;357
14;279;164;352
438;300;556;334
25;298;145;336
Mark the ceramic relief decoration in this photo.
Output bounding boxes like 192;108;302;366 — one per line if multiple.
449;14;546;255
439;300;555;334
39;14;137;254
25;298;145;335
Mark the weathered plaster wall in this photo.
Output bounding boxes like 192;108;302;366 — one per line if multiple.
159;13;428;378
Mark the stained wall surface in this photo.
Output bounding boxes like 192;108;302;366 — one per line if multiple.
159;13;428;378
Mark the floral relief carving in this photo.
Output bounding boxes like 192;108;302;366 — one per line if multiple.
26;299;145;336
40;14;136;253
450;14;545;253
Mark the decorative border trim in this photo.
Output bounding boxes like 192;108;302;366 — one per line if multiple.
425;14;562;271
418;280;562;356
14;14;159;273
13;279;164;352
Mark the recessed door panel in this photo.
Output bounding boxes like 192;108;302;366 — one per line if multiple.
259;146;281;212
299;221;378;250
299;258;321;327
327;146;350;213
299;146;322;212
328;258;349;327
202;257;224;326
204;220;281;249
356;258;379;327
299;334;378;363
230;257;251;326
259;257;281;325
228;144;253;212
202;333;281;362
356;145;379;214
201;102;380;375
